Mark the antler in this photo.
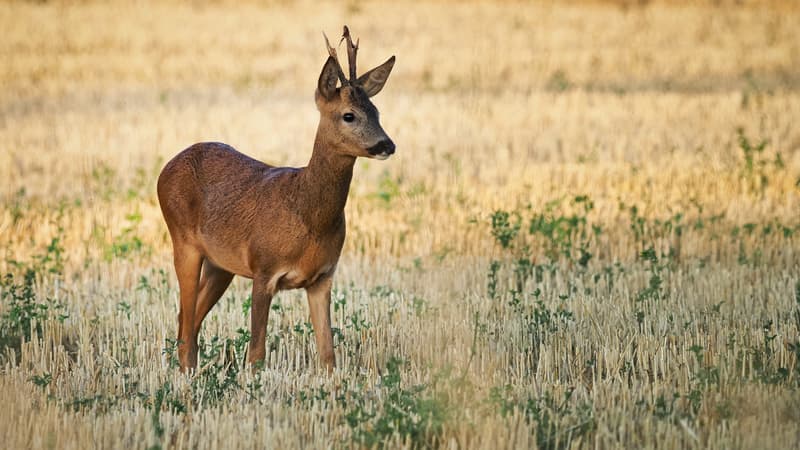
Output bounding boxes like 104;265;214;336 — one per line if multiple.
342;25;359;83
323;31;348;86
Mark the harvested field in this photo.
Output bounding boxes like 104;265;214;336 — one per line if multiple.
1;1;799;448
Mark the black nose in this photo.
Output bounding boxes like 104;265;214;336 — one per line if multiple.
367;139;396;156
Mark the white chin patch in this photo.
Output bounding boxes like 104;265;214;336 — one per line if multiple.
372;153;391;160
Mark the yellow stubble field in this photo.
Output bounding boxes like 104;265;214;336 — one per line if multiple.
1;1;799;448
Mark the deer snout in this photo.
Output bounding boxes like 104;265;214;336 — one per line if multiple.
367;139;395;159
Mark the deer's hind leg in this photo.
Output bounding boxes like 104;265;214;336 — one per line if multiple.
173;244;203;371
193;261;234;336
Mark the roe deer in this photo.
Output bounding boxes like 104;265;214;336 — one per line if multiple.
157;26;395;372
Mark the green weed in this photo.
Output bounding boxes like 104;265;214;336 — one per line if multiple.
104;211;150;261
490;210;521;250
736;127;783;195
490;385;594;450
344;357;447;448
1;230;69;352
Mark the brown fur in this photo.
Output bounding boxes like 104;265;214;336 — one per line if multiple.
157;30;395;372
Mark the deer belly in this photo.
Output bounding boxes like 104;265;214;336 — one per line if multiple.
201;241;254;278
277;263;333;290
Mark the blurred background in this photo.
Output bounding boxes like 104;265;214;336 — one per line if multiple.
3;0;798;260
3;0;798;191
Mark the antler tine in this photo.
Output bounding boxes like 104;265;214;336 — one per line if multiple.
323;31;348;86
342;25;358;82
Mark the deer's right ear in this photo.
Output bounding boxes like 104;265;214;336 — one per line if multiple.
318;56;340;100
357;55;395;97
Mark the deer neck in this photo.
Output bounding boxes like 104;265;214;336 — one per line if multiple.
300;130;356;231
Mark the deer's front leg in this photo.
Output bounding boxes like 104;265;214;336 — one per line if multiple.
248;275;274;366
306;275;335;373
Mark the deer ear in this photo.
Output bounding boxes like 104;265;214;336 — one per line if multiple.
318;56;340;100
357;55;395;97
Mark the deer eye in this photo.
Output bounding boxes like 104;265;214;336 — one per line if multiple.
342;113;355;123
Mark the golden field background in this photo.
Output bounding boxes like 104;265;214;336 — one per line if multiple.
1;1;799;449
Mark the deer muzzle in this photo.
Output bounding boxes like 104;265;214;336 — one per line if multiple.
367;139;395;159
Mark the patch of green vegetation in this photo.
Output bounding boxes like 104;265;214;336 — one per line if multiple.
345;358;446;448
736;320;792;386
104;211;150;261
635;246;666;303
29;372;52;389
736;127;783;196
146;381;187;450
546;69;572;92
490;210;521;250
90;160;162;202
137;268;171;297
192;329;253;406
371;170;404;206
9;187;29;224
528;195;597;265
1;229;69;355
292;357;447;449
489;385;594;450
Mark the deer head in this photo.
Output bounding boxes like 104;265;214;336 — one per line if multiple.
315;26;396;160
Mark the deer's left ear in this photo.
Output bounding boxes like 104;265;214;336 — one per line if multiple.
318;56;341;100
357;56;395;97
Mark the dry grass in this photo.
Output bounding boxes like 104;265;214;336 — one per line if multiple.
1;1;800;449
